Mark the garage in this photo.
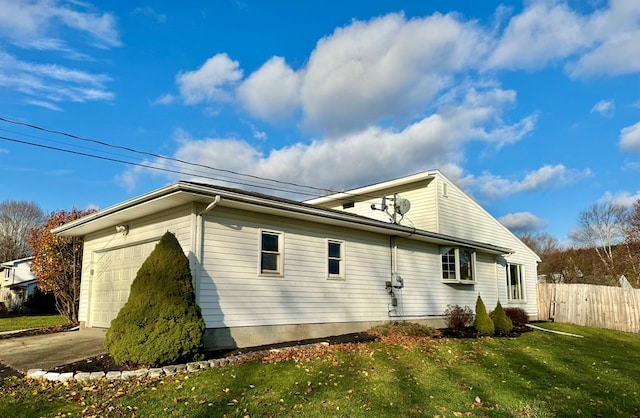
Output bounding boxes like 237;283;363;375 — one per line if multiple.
89;240;158;328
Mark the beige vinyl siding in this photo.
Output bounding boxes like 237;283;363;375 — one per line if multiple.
312;180;439;231
436;178;539;316
392;240;500;316
78;204;194;326
199;207;391;328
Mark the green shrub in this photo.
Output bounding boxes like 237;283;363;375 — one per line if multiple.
504;307;529;327
443;304;474;332
473;295;494;335
104;232;205;366
491;301;513;335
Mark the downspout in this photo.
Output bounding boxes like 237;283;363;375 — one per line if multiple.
194;195;222;302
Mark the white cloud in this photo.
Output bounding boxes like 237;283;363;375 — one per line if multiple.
120;87;536;194
153;93;175;105
176;53;243;105
0;49;114;103
299;12;489;135
131;7;167;24
619;121;640;152
591;99;615;117
498;212;546;234
465;164;592;199
598;190;640;207
0;0;121;50
237;56;301;121
25;99;62;111
488;2;591;70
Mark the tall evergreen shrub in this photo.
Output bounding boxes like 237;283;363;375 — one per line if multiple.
473;295;494;335
104;232;205;365
492;300;513;334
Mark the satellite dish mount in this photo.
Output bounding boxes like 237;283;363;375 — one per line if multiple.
371;193;411;224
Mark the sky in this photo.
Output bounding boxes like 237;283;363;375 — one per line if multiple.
1;0;639;246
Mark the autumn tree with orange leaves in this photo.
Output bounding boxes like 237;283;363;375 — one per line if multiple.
29;208;95;324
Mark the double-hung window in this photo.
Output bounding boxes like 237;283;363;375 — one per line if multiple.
327;239;345;279
506;264;525;300
260;231;283;275
441;247;476;283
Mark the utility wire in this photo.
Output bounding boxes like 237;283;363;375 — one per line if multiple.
0;135;318;197
0;116;334;197
0;117;407;203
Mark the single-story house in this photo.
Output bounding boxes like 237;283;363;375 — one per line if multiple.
53;170;540;349
1;257;37;310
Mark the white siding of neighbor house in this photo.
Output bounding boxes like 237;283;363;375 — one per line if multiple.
198;207;391;328
78;204;194;326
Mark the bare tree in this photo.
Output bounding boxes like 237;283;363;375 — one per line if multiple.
0;200;44;262
569;202;629;277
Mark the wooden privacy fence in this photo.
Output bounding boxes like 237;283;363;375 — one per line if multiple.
537;283;640;333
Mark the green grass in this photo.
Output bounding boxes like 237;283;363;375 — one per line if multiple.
0;314;68;332
1;323;639;417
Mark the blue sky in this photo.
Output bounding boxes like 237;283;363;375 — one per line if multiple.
1;0;639;245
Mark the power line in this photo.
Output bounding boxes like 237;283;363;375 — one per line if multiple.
0;135;319;197
0;117;400;203
0;116;334;197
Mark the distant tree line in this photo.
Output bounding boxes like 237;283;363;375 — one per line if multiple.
521;199;640;288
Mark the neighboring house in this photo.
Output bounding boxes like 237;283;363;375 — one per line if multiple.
52;170;540;349
1;257;37;310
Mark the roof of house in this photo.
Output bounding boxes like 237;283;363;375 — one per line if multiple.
52;180;513;255
1;257;33;268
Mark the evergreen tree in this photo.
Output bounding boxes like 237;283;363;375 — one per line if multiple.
492;300;513;334
104;232;205;365
473;295;494;335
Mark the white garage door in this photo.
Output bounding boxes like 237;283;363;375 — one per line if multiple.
90;240;158;328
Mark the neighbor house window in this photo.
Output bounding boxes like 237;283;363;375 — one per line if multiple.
327;240;345;279
260;231;283;275
441;247;476;283
506;264;525;300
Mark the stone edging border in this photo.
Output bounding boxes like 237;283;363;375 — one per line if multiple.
25;341;330;382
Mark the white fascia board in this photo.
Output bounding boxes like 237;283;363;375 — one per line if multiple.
304;170;438;205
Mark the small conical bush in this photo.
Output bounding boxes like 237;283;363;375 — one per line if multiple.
492;300;513;335
473;295;494;335
104;232;205;365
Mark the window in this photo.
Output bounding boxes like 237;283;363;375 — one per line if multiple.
506;264;525;300
3;268;10;280
260;231;282;275
441;247;476;283
327;240;345;279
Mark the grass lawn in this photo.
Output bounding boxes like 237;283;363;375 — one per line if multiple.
0;314;68;332
1;322;639;417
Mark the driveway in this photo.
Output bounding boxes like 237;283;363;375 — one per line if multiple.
0;328;107;373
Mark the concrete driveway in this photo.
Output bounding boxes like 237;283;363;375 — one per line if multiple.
0;328;107;373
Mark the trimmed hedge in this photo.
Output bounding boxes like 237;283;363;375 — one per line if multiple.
104;232;205;366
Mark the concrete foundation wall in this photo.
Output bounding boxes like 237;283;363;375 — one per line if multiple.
203;318;447;350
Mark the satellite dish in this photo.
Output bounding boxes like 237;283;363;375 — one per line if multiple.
395;198;411;215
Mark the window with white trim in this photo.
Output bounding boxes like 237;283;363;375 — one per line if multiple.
506;263;525;300
327;239;345;279
441;247;476;283
3;268;10;280
260;231;283;275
